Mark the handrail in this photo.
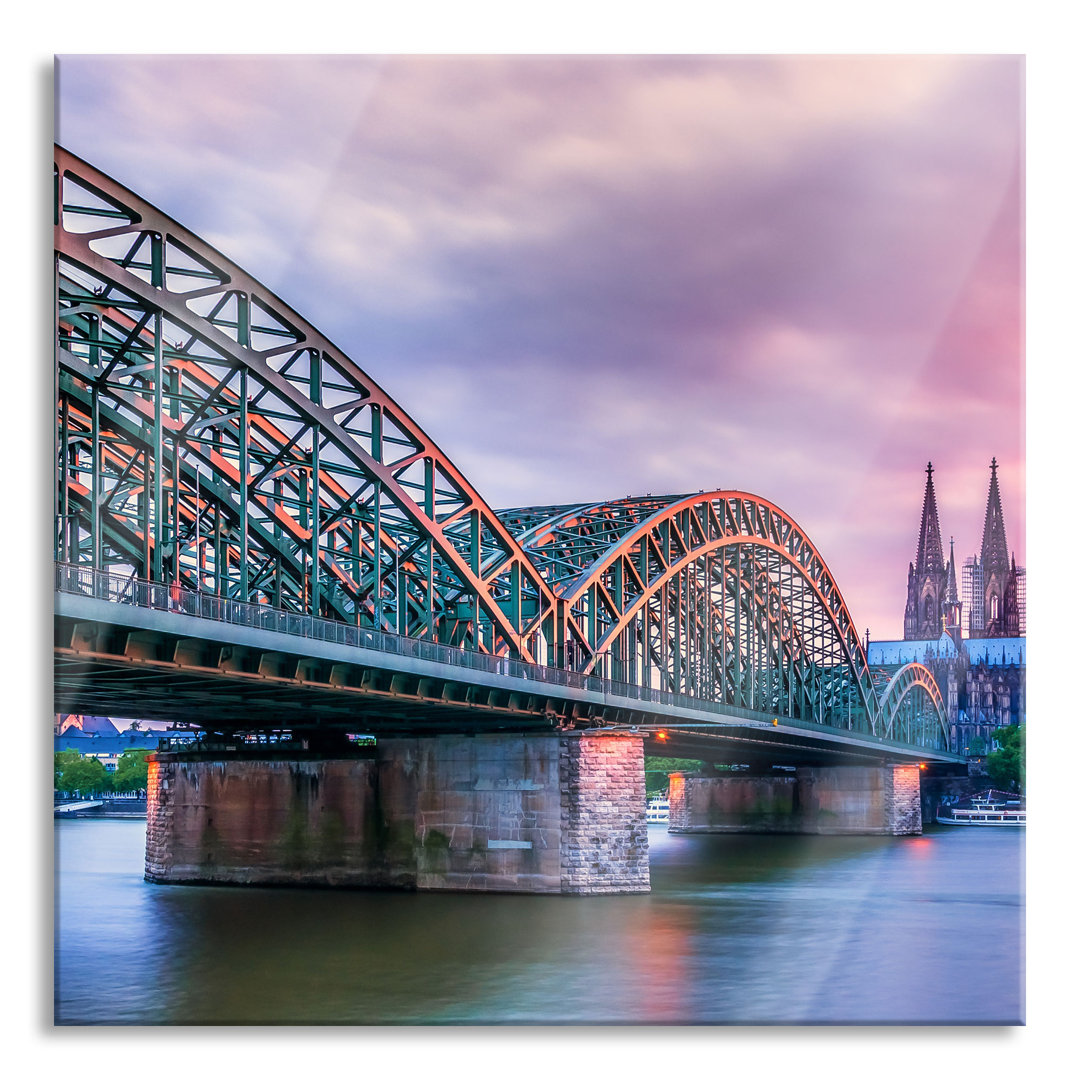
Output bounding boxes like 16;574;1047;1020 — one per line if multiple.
54;562;944;750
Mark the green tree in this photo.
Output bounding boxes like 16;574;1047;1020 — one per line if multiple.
644;756;706;795
57;754;111;797
967;735;986;757
54;749;81;790
112;749;150;793
986;724;1025;792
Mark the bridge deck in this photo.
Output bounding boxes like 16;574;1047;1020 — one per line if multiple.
55;589;963;767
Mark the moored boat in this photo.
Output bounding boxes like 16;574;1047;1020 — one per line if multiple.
646;794;670;824
935;789;1025;827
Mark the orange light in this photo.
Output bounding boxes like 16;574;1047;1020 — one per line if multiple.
772;718;779;726
656;731;668;742
919;763;927;770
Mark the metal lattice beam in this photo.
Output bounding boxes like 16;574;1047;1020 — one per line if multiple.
55;146;556;662
54;147;952;755
507;492;888;737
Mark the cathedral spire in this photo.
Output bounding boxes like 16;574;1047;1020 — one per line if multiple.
980;457;1009;578
904;462;949;640
915;462;945;579
945;536;959;604
980;457;1017;637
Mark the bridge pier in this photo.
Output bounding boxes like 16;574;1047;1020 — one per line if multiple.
145;731;650;894
667;764;923;836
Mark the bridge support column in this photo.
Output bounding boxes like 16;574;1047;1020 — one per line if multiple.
667;764;922;836
145;731;649;894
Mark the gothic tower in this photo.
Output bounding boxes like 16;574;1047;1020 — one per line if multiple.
980;457;1020;637
943;536;963;635
904;462;948;639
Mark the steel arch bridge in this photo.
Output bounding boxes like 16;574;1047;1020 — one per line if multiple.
53;145;953;758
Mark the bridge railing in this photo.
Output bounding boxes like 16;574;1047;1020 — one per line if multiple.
55;563;938;748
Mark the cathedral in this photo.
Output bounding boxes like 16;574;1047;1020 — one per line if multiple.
870;459;1026;757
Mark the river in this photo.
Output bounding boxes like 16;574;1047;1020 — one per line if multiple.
54;819;1023;1025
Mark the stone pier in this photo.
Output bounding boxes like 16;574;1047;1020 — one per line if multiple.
667;764;923;836
145;731;649;894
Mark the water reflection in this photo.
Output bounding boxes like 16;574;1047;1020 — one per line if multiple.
55;820;1024;1025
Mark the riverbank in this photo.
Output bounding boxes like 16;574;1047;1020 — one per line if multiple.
54;798;146;819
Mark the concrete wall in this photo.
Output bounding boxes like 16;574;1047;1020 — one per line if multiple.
145;753;411;888
667;772;799;832
668;764;923;836
395;735;563;893
145;732;649;894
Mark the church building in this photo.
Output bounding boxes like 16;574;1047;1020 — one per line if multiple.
870;459;1025;757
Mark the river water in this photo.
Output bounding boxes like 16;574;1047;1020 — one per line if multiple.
54;819;1024;1025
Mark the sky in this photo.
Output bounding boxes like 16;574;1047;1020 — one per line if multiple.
55;54;1025;640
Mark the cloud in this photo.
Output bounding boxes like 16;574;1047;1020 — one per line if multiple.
56;54;1024;637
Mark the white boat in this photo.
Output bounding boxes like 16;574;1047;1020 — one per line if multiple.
935;790;1025;827
646;795;670;824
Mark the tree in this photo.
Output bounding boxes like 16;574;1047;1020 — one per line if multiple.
644;756;705;794
112;749;150;793
967;735;986;757
54;749;81;789
57;754;111;797
986;724;1024;792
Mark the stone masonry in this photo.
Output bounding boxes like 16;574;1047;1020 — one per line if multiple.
884;763;923;835
144;755;173;880
667;771;689;832
145;732;651;894
667;763;923;836
559;733;650;894
390;734;563;894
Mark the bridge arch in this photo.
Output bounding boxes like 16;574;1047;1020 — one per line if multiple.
54;146;556;660
878;663;950;749
508;492;887;738
54;147;953;756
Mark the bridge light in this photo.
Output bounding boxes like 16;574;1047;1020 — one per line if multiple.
919;763;927;770
655;730;668;742
772;718;779;727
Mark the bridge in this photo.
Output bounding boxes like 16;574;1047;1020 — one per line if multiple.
53;146;962;895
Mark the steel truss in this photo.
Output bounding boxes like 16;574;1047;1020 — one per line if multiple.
53;146;949;751
505;492;948;745
55;146;555;662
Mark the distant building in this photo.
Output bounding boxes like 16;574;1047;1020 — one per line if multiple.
54;718;196;770
1015;565;1026;636
961;556;984;636
55;714;119;736
879;459;1025;756
869;632;1025;756
903;463;949;640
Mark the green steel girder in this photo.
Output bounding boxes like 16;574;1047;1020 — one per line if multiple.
55;145;556;661
54;146;951;754
507;492;886;735
878;662;951;749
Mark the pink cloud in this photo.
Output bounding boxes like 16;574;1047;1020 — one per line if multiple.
57;54;1024;639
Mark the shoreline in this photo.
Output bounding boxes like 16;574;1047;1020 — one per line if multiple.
55;798;147;820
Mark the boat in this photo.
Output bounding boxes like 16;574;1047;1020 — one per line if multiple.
935;789;1025;827
646;795;670;824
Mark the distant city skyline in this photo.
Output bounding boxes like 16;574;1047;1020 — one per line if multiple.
56;54;1024;640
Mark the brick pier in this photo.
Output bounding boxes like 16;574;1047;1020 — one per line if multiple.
668;764;923;836
145;731;649;894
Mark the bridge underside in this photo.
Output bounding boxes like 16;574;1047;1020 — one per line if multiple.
55;597;960;768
